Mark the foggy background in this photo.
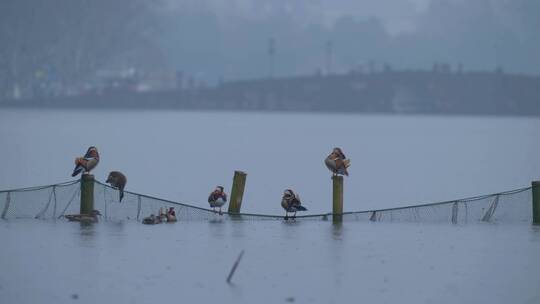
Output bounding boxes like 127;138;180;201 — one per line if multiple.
2;3;540;304
2;0;539;93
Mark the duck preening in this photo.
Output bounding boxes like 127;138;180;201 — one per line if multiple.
281;189;307;220
166;207;177;222
106;171;127;202
64;210;101;223
325;147;350;176
72;146;100;177
208;186;227;215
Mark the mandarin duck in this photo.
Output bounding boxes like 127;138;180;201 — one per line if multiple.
281;189;307;220
324;147;350;176
72;146;100;177
208;186;227;215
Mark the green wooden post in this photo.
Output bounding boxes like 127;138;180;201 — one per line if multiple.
80;174;95;214
533;181;540;225
332;175;344;222
228;171;247;214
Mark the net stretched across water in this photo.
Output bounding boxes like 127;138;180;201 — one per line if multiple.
0;179;532;224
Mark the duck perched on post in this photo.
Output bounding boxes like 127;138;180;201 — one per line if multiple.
281;189;307;220
64;210;101;223
325;147;350;176
106;171;127;202
72;146;100;177
208;186;227;215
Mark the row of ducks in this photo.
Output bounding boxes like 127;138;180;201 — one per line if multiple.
142;207;177;225
64;188;309;223
65;146;351;221
64;207;177;224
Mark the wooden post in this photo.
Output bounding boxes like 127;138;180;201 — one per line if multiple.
533;181;540;225
80;174;95;214
332;175;343;222
136;195;142;221
228;171;247;214
1;192;11;219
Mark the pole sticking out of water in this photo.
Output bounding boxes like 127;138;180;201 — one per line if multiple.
228;171;247;214
1;192;11;219
532;181;540;225
226;250;245;284
333;175;344;223
80;174;94;214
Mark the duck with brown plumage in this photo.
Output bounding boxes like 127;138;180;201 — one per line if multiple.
106;171;127;202
324;147;350;177
64;210;101;223
208;186;227;215
72;146;100;177
281;189;307;220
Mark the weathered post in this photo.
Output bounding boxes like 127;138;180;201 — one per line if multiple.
80;174;95;214
1;192;11;219
533;181;540;225
332;175;344;222
228;171;247;214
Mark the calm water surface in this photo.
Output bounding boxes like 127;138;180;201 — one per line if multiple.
1;110;540;303
1;220;539;304
0;109;539;214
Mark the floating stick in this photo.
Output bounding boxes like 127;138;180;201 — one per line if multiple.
226;250;245;283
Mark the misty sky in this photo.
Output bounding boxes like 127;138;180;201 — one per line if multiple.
1;0;539;88
157;0;540;82
165;0;431;33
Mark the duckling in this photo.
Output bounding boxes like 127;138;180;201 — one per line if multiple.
281;189;307;220
106;171;127;202
324;147;350;176
208;186;227;215
72;146;100;177
64;210;101;223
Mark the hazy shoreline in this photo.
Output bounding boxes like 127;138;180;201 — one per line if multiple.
3;71;539;117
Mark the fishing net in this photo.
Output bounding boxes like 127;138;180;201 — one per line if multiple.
0;181;80;220
0;179;533;224
340;187;532;224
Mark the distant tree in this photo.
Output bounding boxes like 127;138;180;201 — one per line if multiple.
0;0;163;97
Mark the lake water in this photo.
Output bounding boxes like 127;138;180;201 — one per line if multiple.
1;109;540;303
1;220;539;304
1;109;539;214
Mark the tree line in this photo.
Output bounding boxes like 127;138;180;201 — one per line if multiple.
0;0;161;98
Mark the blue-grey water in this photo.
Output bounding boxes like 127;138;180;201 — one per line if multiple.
1;109;540;303
1;110;539;213
1;220;539;304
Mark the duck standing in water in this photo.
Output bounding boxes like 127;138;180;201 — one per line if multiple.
281;189;307;220
325;147;350;176
106;171;127;202
157;207;168;222
208;186;227;215
64;210;101;223
166;207;177;222
72;146;100;177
